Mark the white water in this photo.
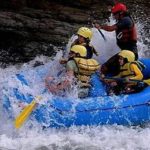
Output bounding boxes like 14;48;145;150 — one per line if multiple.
0;22;150;150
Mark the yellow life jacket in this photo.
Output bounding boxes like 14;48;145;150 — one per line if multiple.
119;61;143;78
74;58;100;87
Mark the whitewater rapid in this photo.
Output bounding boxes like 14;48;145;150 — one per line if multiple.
0;22;150;150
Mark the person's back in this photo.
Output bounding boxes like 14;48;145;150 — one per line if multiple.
115;14;138;58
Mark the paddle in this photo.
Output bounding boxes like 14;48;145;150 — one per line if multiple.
14;96;42;129
104;77;150;85
97;28;106;41
104;77;142;83
91;23;106;41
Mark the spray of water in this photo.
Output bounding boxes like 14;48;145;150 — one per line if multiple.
0;18;149;150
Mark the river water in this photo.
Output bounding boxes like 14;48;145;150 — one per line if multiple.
0;17;150;150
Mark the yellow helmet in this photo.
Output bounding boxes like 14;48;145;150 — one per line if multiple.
77;27;92;39
70;45;87;57
118;50;135;62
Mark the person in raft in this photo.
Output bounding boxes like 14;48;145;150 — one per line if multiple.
46;45;100;98
60;27;98;64
94;3;138;76
102;50;148;95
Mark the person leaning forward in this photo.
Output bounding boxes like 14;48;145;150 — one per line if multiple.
46;45;100;98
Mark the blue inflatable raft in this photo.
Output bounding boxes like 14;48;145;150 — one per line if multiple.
2;59;150;128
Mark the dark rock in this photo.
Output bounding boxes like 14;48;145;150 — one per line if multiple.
0;0;149;66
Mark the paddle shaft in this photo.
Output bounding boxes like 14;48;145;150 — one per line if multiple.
98;29;106;41
91;22;106;41
104;77;142;83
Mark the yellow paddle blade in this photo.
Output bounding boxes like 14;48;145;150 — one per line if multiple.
144;79;150;85
14;96;42;129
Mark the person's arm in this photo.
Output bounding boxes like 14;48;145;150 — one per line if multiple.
129;64;143;80
56;70;74;90
45;60;76;93
59;58;68;64
47;70;74;93
94;23;117;32
101;24;117;31
57;60;77;90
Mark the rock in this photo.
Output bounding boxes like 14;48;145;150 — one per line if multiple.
0;0;149;65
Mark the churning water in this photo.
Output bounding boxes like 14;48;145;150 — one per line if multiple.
0;20;150;150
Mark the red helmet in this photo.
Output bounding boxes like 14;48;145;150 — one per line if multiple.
112;3;127;14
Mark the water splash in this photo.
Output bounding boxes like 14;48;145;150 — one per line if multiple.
0;18;150;150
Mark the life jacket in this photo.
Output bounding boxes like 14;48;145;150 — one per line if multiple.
74;57;100;87
116;17;137;43
119;61;145;78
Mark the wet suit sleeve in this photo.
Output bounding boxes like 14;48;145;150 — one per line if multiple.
130;64;143;80
66;60;78;73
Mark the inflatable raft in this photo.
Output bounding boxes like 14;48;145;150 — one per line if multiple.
2;59;150;128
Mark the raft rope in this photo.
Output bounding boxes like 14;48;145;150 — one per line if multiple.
49;100;150;115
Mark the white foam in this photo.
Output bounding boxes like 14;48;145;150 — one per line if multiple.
0;18;149;150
